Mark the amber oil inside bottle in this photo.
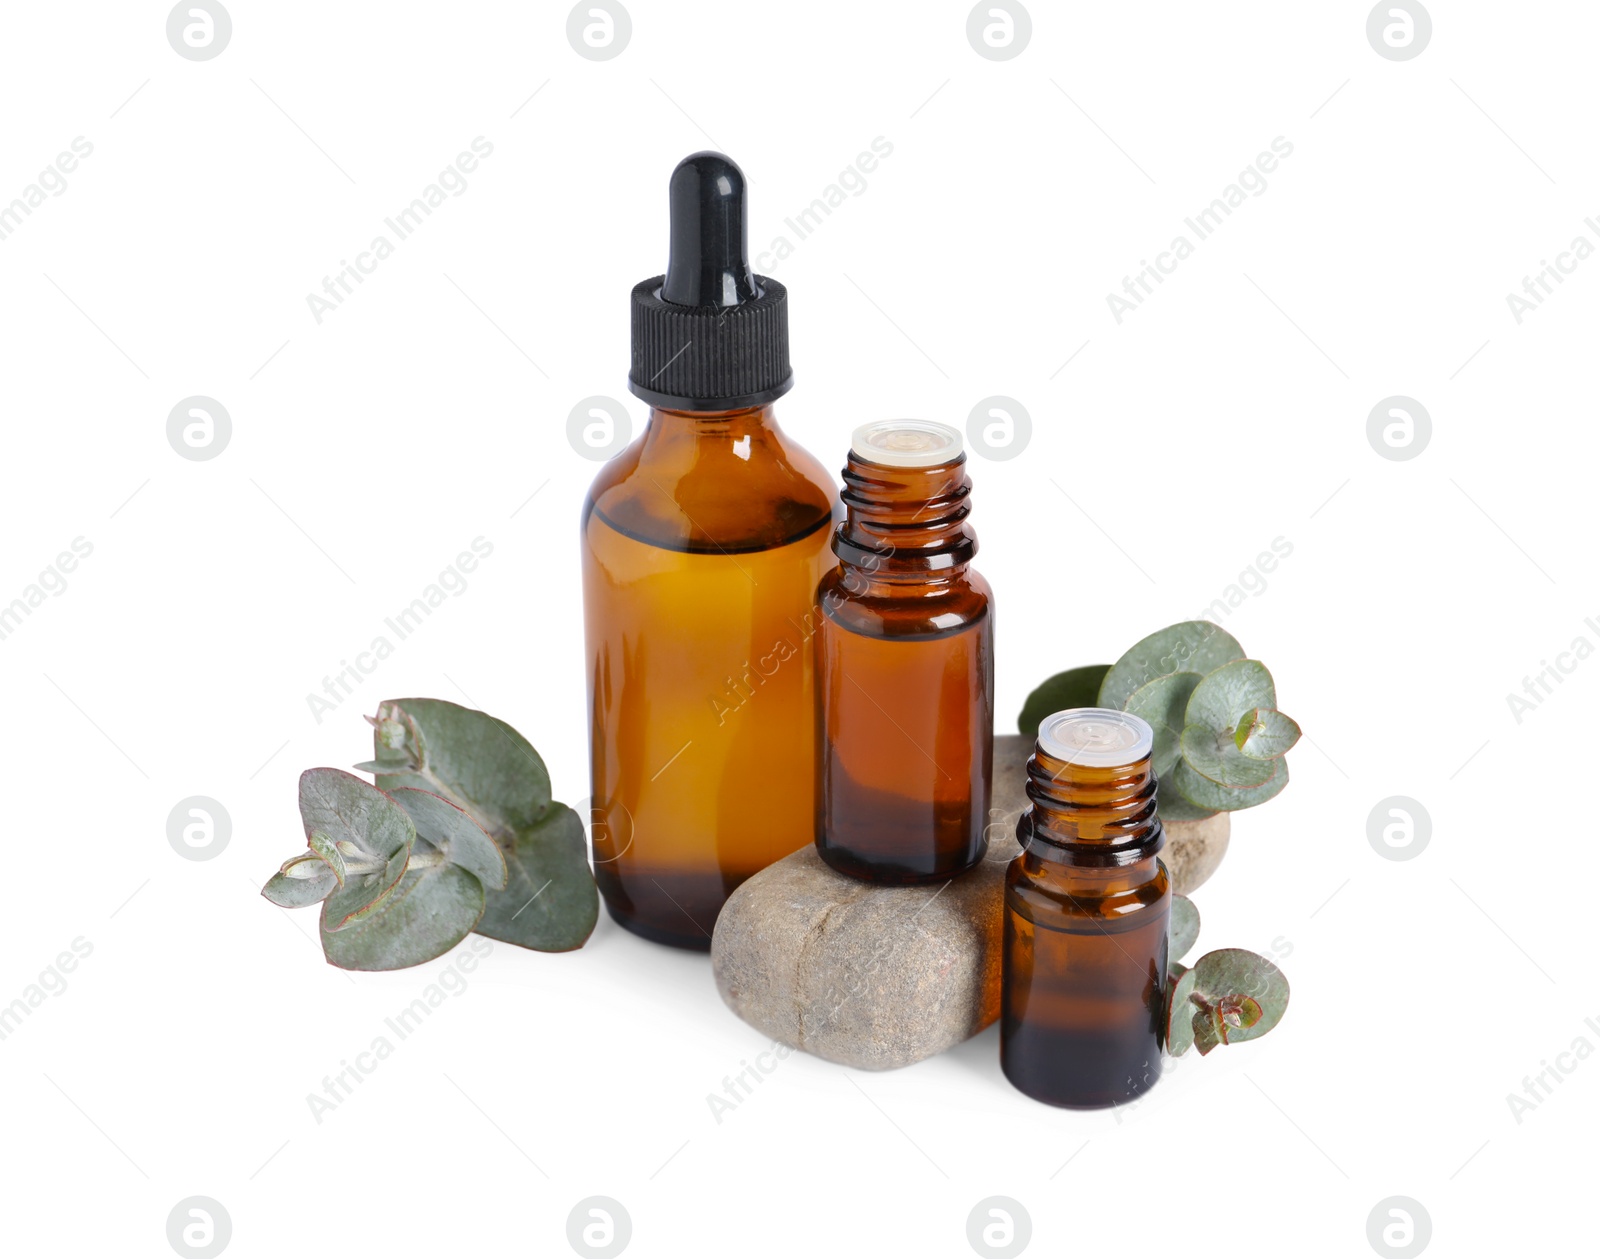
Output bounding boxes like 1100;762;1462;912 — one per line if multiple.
582;403;836;948
1001;708;1170;1108
813;420;994;884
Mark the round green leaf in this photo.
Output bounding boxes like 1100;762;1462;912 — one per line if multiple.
1192;1004;1226;1056
1185;660;1276;732
1172;753;1288;813
368;699;553;839
306;831;347;885
1236;707;1301;760
301;769;416;929
1099;622;1243;710
475;803;599;952
1017;665;1112;736
389;788;507;892
262;858;338;909
1180;724;1275;788
1189;948;1290;1047
1126;672;1203;778
319;861;485;971
1169;894;1200;961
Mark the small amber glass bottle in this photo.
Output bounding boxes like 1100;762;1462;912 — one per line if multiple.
1001;708;1170;1108
813;420;994;884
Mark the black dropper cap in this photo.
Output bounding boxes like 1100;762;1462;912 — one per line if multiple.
629;152;793;412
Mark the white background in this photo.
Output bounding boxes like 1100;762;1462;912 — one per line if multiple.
1;2;1591;1256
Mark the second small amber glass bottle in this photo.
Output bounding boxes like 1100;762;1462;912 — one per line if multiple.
813;420;994;884
1001;708;1170;1108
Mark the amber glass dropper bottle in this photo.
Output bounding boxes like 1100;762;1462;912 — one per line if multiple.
813;420;994;884
580;152;838;950
1001;708;1170;1108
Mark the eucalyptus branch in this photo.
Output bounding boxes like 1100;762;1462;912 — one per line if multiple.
1164;895;1290;1057
1019;620;1301;821
261;698;598;970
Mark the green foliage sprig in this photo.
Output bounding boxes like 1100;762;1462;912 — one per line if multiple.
262;698;597;970
1165;895;1290;1057
1019;620;1301;821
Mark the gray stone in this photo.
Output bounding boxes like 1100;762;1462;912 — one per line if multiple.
991;733;1230;896
711;841;1016;1070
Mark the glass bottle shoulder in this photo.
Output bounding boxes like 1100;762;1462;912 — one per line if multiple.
1005;850;1169;927
818;562;992;641
583;406;836;554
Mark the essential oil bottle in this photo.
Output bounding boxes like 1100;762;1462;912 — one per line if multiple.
1001;708;1170;1108
813;420;994;884
580;152;838;949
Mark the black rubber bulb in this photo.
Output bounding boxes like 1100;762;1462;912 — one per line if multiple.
661;151;759;308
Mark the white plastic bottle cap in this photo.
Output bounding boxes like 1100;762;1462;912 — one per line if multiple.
851;419;963;468
1037;708;1154;767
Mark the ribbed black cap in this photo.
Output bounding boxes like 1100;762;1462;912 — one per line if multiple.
629;152;793;411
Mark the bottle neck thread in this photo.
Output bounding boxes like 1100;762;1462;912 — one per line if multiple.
834;452;976;577
1017;749;1164;868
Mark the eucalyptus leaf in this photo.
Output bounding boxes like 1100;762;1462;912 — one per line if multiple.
1126;672;1203;777
1172;754;1288;813
389;788;508;892
319;859;486;971
307;830;346;885
1179;724;1276;788
1185;660;1276;732
337;868;405;928
1169;894;1200;961
262;862;339;909
1220;995;1264;1032
299;768;415;858
323;866;409;933
1192;1005;1226;1056
1187;948;1290;1048
1099;622;1243;711
302;769;416;931
476;803;599;952
1017;665;1112;737
1236;708;1301;760
369;699;552;840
